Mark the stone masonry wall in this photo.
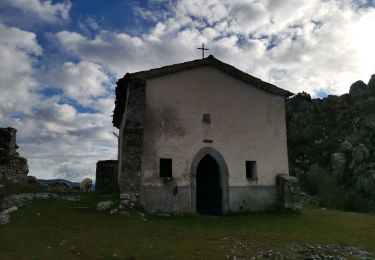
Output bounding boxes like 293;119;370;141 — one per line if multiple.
276;174;301;211
0;127;28;183
119;79;146;197
96;160;119;193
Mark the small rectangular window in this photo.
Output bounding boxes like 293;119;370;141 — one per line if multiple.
160;158;172;178
246;161;257;179
202;113;211;124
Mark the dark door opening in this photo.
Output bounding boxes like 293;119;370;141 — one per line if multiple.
196;154;223;215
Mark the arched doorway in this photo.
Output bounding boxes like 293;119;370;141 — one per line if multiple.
196;154;223;215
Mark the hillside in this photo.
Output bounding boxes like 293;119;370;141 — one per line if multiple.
286;75;375;211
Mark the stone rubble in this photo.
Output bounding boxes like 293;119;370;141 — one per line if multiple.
0;192;80;225
227;242;373;260
119;192;138;209
299;192;320;206
3;206;18;214
109;208;118;214
96;201;113;211
0;212;10;225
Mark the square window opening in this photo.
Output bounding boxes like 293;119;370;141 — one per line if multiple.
160;158;172;178
246;161;257;179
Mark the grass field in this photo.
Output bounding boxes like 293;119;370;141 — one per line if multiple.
0;184;374;259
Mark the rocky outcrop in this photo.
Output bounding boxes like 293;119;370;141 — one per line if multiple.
286;75;375;211
0;127;28;183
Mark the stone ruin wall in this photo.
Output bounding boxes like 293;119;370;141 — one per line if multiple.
0;127;28;184
276;174;301;211
96;160;119;193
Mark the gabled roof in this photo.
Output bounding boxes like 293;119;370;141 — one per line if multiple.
112;55;293;128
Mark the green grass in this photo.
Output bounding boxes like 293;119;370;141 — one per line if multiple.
0;186;375;259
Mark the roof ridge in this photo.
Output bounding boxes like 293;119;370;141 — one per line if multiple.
113;56;293;128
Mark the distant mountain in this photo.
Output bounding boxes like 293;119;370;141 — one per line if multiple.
38;179;80;190
286;75;375;212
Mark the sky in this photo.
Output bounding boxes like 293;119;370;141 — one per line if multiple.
0;0;374;182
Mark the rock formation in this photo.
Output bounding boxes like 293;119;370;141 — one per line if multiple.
286;75;375;211
0;127;28;184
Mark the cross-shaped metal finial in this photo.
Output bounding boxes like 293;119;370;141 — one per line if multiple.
197;43;209;59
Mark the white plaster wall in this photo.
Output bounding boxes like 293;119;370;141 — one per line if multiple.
140;66;289;187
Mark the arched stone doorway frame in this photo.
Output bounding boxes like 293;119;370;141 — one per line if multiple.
191;147;229;214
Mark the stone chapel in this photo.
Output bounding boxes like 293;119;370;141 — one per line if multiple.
112;55;293;215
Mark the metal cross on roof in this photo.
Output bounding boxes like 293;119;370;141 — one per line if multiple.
197;43;209;59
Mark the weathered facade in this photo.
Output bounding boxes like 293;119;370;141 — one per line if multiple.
0;127;28;184
113;56;293;215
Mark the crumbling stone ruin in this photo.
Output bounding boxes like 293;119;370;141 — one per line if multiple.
0;127;28;183
276;174;302;211
95;160;119;193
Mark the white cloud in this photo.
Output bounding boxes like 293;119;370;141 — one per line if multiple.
0;22;116;182
50;1;374;96
10;101;117;181
0;0;71;24
46;61;111;106
0;24;41;116
54;30;198;77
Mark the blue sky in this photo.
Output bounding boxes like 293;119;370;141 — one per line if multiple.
0;0;374;181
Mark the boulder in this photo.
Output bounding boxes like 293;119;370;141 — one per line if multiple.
3;206;18;214
110;208;118;214
96;201;113;211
